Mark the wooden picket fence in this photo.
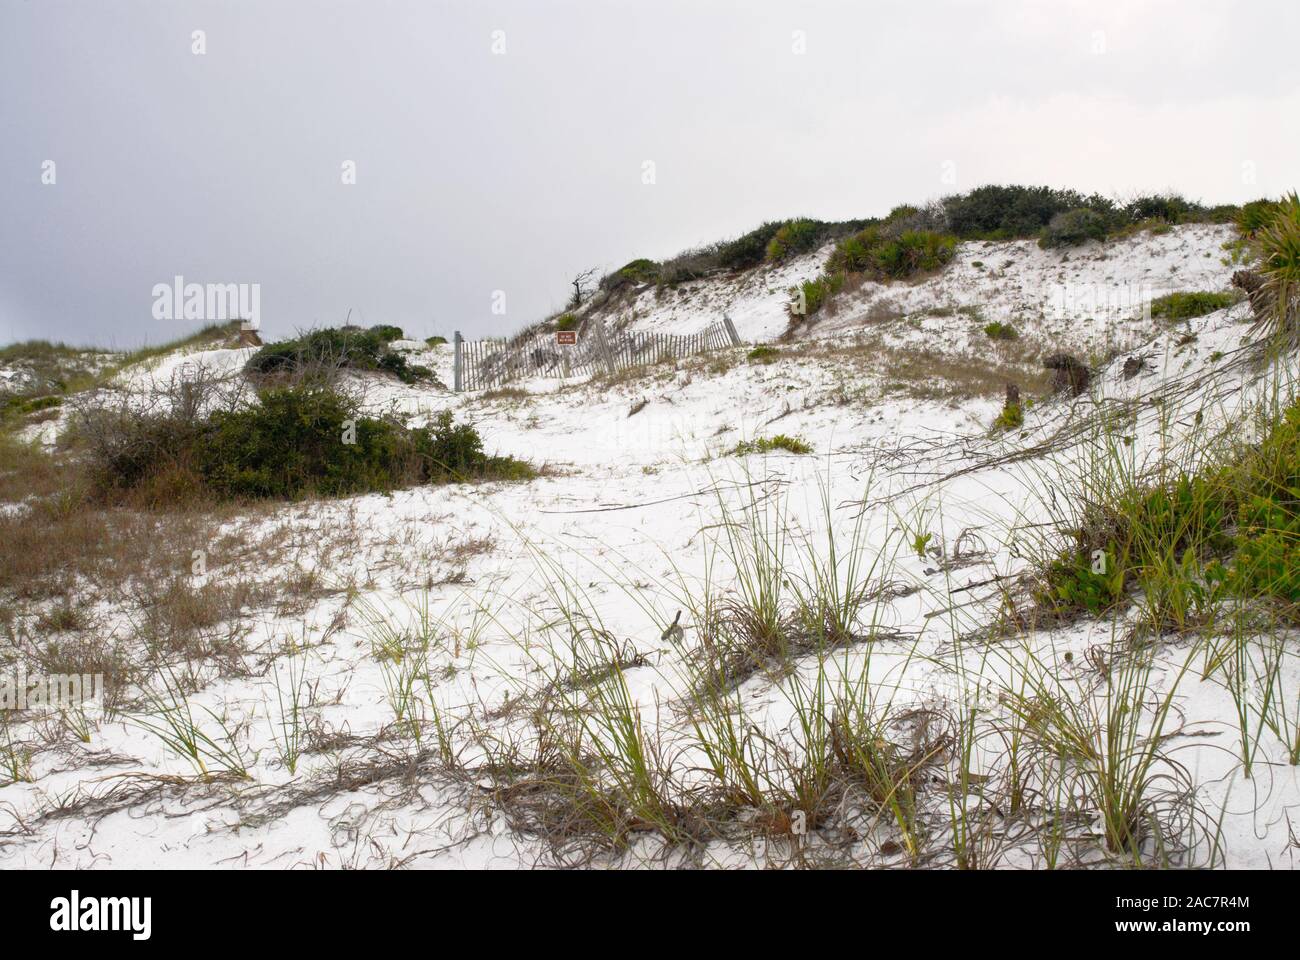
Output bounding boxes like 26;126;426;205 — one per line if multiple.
453;317;741;392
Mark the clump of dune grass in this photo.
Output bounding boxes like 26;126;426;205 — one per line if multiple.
1;719;34;785
131;665;253;780
982;321;1019;341
732;435;813;456
997;634;1214;864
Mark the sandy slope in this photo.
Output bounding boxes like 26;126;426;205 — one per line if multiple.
3;224;1298;870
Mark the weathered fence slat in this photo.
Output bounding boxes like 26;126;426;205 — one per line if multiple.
452;317;738;392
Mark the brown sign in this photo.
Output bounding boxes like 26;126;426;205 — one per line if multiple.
556;331;578;345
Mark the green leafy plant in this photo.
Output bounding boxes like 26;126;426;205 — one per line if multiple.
765;219;824;262
911;531;933;559
1236;198;1283;237
197;385;420;498
1150;291;1238;321
1228;400;1300;603
993;402;1023;431
1251;191;1300;341
794;276;837;317
828;227;957;280
1046;550;1125;615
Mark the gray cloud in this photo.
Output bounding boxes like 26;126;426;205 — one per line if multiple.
2;0;1297;348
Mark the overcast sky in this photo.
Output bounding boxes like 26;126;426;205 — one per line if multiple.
2;0;1298;349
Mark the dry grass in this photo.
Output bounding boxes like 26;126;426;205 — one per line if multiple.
1;413;364;707
479;386;532;403
0;500;228;602
880;346;1054;402
787;333;1055;404
0;432;78;504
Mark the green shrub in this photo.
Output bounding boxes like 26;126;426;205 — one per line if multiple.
425;335;448;347
732;435;813;456
600;258;661;292
765;219;824;262
885;204;921;223
1149;291;1238;321
199;385;413;498
587;187;1236;296
1205;204;1243;225
1237;198;1283;237
368;324;405;342
871;231;957;278
942;186;1220;240
803;277;831;314
555;314;579;332
246;328;434;385
795;276;840;317
943;185;1114;240
84;385;532;501
827;227;883;274
1122;193;1207;225
718;221;790;271
416;409;480;474
983;321;1019;341
1046;550;1125;615
0;394;63;423
827;228;956;280
1039;208;1109;248
1232;511;1300;603
747;346;780;363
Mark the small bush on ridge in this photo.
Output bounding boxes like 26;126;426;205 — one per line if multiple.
765;219;825;262
246;328;434;385
1039;208;1109;249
